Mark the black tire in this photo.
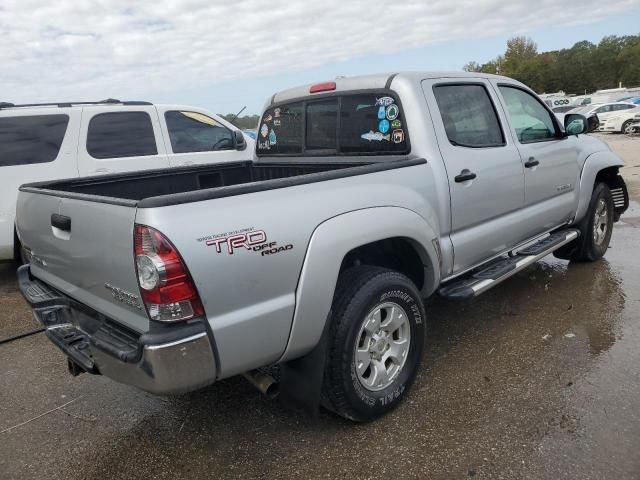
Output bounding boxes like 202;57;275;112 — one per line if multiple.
322;266;425;422
621;119;633;134
553;182;614;262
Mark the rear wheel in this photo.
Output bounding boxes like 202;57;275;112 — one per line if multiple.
322;266;425;422
621;119;633;134
554;182;614;262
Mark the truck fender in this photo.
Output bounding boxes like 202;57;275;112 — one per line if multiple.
574;151;624;223
279;206;440;364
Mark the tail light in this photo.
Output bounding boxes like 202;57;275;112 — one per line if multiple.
134;224;204;322
309;81;336;93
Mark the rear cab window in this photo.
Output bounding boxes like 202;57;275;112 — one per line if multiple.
432;84;505;148
256;92;409;157
0;115;69;167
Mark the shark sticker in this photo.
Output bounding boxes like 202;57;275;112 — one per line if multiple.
361;130;390;142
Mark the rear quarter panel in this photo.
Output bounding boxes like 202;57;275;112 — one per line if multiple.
136;162;438;378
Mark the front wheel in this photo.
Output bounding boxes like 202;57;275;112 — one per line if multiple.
322;266;425;422
554;182;614;262
621;119;633;135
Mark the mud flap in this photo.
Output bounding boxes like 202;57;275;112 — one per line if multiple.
278;313;331;417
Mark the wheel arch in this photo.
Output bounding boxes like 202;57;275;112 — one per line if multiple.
575;152;627;223
278;206;440;363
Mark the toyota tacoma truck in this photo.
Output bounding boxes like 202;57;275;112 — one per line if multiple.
16;72;629;422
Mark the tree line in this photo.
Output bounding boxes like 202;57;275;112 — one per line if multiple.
463;34;640;95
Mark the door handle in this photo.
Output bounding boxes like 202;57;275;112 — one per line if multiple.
524;157;539;168
454;169;477;183
93;168;110;174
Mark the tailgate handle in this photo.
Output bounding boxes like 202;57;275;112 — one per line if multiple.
51;214;71;232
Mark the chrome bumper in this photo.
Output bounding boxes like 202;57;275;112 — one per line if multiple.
19;265;217;395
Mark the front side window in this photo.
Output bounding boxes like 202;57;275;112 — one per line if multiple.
87;111;158;159
165;111;234;153
595;105;612;114
499;86;558;143
256;93;409;156
0;114;69;167
433;84;505;148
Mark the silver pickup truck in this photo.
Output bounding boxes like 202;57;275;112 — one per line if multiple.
16;72;629;422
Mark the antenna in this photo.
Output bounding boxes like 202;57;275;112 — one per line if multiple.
228;106;246;126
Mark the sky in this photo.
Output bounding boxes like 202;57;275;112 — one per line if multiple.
2;0;640;115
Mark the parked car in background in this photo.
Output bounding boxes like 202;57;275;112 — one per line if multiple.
615;96;640;105
600;109;640;133
569;102;637;120
243;128;257;139
0;99;254;262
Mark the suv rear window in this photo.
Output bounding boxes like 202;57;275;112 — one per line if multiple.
0;114;69;167
87;111;158;159
257;93;409;156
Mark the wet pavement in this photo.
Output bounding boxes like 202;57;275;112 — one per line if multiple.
1;139;639;479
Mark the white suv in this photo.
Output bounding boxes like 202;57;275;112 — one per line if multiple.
0;99;255;261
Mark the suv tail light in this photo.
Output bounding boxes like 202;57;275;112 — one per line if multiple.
134;224;204;322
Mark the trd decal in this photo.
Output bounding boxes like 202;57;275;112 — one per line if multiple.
198;227;293;256
206;230;267;254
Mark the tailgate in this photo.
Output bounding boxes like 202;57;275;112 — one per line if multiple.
16;191;149;332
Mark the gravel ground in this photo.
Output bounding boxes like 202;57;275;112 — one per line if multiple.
0;133;639;479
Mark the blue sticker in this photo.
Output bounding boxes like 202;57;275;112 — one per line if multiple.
269;129;277;145
378;106;386;120
378;119;390;134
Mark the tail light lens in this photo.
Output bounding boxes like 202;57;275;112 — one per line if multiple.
134;224;204;322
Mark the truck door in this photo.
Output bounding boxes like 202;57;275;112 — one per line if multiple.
77;106;170;175
422;79;525;273
491;82;580;230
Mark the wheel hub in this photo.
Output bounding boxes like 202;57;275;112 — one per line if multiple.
354;301;411;392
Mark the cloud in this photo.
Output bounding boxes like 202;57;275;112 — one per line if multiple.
1;0;638;103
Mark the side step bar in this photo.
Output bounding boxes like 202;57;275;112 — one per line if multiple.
438;228;579;299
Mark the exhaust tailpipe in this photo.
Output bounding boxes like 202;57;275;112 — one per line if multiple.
242;370;279;398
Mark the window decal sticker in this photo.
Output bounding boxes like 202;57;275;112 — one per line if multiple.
376;96;395;107
260;123;269;138
392;129;404;143
361;130;390;142
269;129;277;145
391;119;402;129
378;106;387;119
386;104;400;121
263;113;273;123
378;119;390;134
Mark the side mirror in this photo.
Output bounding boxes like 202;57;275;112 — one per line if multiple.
234;130;247;151
564;113;596;135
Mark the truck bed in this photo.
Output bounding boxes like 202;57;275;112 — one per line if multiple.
19;158;423;207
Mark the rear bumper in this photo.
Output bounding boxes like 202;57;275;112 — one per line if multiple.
18;265;217;395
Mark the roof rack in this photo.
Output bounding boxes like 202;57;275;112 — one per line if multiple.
0;99;153;110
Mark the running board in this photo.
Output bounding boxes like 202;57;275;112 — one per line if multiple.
438;229;580;299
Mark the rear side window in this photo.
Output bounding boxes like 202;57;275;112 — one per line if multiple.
0;115;69;167
87;112;158;159
165;111;234;153
433;84;505;148
257;93;409;156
